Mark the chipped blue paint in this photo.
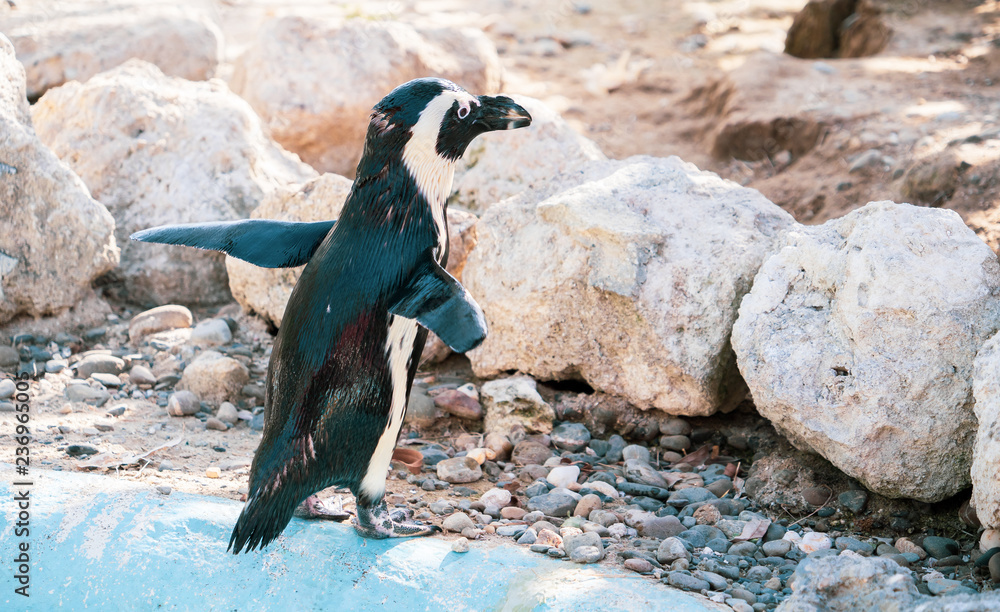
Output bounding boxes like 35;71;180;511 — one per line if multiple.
0;468;722;611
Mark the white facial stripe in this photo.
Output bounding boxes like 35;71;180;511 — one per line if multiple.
359;314;419;501
401;90;475;258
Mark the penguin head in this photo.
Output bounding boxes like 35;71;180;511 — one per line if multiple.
358;78;532;181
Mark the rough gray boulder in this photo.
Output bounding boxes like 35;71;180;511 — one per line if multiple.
780;551;1000;611
780;552;920;611
32;60;315;305
733;201;1000;502
231;16;501;176
465;155;794;416
451;95;605;212
3;4;221;100
0;34;118;324
972;332;1000;529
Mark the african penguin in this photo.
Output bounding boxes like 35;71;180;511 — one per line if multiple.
131;78;531;552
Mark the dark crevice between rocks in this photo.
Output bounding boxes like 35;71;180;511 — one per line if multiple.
784;0;891;60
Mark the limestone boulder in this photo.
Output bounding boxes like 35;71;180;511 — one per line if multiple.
972;333;1000;529
0;34;118;324
733;201;1000;502
3;4;221;100
32;60;316;305
451;95;605;212
231;16;501;176
780;550;1000;610
781;552;919;610
465;155;794;416
228;174;479;344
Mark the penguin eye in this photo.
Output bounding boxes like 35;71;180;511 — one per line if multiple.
457;102;471;120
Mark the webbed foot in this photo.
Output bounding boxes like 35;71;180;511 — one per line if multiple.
353;498;440;539
300;494;352;522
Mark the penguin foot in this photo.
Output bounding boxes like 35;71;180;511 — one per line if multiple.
354;498;441;539
301;494;352;522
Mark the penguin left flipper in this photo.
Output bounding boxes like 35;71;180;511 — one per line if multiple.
389;251;487;353
130;219;336;268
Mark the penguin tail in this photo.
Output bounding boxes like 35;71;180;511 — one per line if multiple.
228;485;302;554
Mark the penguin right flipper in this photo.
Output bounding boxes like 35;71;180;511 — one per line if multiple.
388;251;487;353
130;219;336;268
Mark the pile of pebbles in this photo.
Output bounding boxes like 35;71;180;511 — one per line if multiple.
395;414;998;612
0;305;269;472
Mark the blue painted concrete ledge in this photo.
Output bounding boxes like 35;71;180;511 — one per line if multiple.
0;467;725;611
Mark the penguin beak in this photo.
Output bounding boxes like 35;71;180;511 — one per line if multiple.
474;95;532;132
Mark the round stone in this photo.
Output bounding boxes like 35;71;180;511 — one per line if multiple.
511;440;553;465
983;529;1000;553
666;572;710;592
659;417;691;436
442;512;474;533
569;545;602;564
705;478;734;498
526;492;578;517
205;417;228;431
547;465;580;488
659;435;691;452
838;489;868;514
451;537;470;553
550;422;591;452
573;494;602;518
802;486;832;506
762;539;792;557
624;558;652;573
167;390;200;416
922;536;959;559
835;536;874;556
501;506;526;520
621;444;651;463
975;547;1000;568
0;379;16;399
799;532;832;553
480;488;512;508
436;456;483;483
728;541;757;557
746;566;771;581
656;537;688;564
693;504;721;525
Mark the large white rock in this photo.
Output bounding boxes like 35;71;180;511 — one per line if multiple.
0;34;118;324
231;16;501;176
3;4;222;101
465;155;794;416
733;201;1000;502
227;174;479;331
32;60;316;305
450;95;605;212
972;333;1000;528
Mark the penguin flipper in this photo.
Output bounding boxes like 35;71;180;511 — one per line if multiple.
389;252;487;353
130;219;336;268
